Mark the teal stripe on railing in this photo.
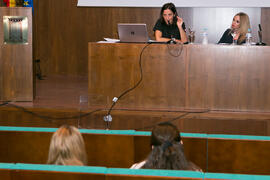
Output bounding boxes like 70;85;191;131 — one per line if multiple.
0;163;15;169
133;131;207;138
15;163;106;174
80;129;136;135
205;172;270;180
0;126;57;132
132;131;151;136
207;134;270;141
1;126;270;141
0;126;136;135
181;133;207;138
107;168;203;178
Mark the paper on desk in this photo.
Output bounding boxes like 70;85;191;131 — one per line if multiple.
104;38;120;42
97;41;116;43
97;38;120;43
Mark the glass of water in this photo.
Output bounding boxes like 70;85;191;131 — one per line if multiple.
231;32;237;45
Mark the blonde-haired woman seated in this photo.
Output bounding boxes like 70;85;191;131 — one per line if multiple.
218;12;251;45
47;125;87;166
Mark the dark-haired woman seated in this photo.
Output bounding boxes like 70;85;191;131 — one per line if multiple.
131;122;201;171
153;2;188;43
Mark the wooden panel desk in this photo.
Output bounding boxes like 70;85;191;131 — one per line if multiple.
187;45;270;111
88;43;186;110
88;43;270;112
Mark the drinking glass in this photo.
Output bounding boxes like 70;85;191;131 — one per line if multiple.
231;32;237;45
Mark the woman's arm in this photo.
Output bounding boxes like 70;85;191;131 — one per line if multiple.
218;29;232;44
155;30;171;42
176;17;188;43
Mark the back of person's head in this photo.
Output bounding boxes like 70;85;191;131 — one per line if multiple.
160;3;178;24
142;122;191;170
235;12;251;43
150;122;181;146
47;125;87;166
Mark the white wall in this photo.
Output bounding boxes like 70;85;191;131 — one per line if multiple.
78;0;270;7
191;8;261;43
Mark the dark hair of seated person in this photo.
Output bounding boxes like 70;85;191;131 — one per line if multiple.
142;122;201;171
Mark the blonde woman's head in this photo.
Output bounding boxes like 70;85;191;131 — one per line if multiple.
47;125;87;166
232;12;251;43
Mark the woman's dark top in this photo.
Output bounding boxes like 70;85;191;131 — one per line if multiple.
218;28;245;44
153;19;185;40
218;29;233;44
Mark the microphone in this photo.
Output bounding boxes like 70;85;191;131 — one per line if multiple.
256;24;266;46
167;39;177;44
258;24;262;43
166;20;176;44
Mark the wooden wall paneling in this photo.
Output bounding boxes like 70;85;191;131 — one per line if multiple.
14;170;105;180
182;138;207;172
177;112;268;136
84;134;135;168
106;175;202;180
0;169;12;180
79;109;187;130
0;9;2;100
133;135;151;163
33;0;49;75
0;7;33;101
0;131;51;164
0;107;80;127
207;138;270;175
261;8;270;45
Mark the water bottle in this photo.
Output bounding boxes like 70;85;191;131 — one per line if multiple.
245;28;252;46
201;28;208;45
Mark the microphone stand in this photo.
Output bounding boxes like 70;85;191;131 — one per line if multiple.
256;24;266;46
256;31;266;46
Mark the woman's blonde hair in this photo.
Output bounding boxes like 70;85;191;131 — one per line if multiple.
231;12;251;44
47;125;87;166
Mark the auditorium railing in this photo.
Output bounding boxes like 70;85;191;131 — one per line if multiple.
1;163;270;180
1;126;270;174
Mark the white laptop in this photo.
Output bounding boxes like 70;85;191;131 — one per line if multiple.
118;23;150;43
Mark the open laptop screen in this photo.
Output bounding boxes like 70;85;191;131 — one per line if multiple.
118;23;149;43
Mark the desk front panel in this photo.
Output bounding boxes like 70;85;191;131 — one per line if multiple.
89;43;270;112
